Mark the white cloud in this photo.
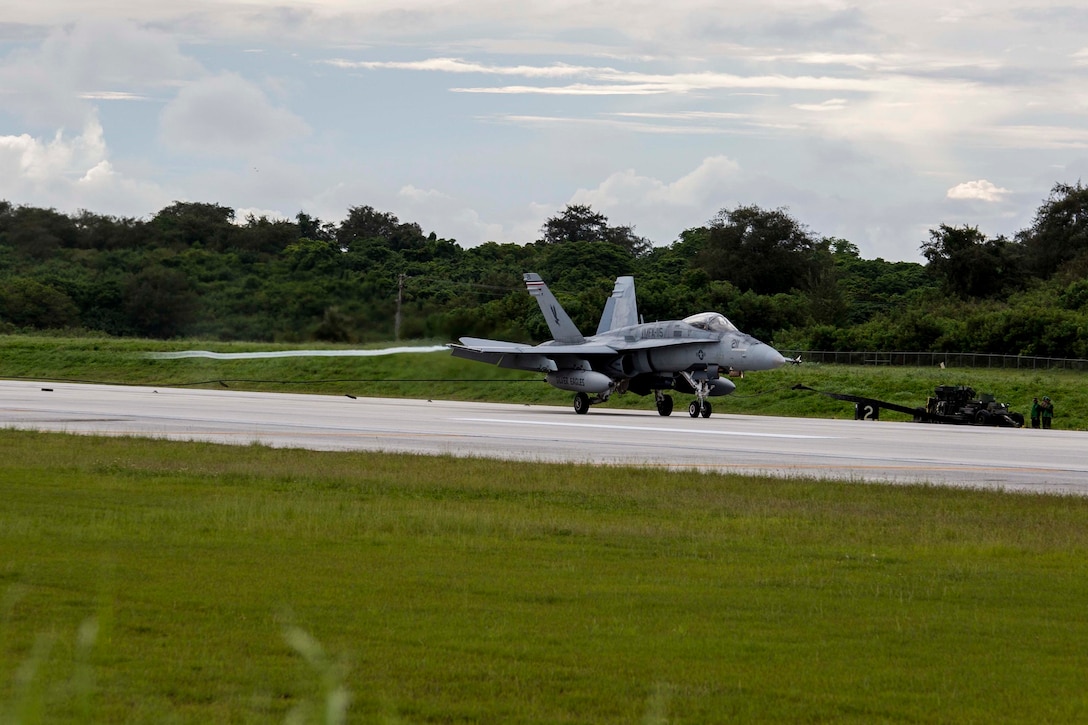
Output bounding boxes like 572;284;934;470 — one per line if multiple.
566;156;745;242
947;180;1012;202
793;98;848;112
78;160;115;185
37;19;201;88
398;185;450;202
0;118;168;215
0;19;201;127
233;207;292;223
332;55;897;98
456;83;673;96
158;73;310;155
493;114;754;136
760;52;882;68
326;57;599;78
989;125;1088;150
0;120;106;184
615;111;750;122
573;156;742;210
393;185;506;243
78;92;148;101
448;207;506;244
661;156;744;205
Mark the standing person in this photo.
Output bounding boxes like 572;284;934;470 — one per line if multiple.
1030;397;1041;429
1040;396;1054;429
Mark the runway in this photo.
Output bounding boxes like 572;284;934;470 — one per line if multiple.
2;380;1085;495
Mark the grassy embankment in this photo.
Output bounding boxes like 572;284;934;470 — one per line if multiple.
1;333;1085;429
3;430;1088;723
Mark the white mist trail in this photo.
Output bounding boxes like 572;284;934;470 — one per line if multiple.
147;345;449;360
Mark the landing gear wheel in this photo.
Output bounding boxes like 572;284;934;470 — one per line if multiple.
656;394;674;417
701;401;712;418
573;392;590;415
688;401;700;418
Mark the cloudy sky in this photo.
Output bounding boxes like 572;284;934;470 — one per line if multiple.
2;1;1088;262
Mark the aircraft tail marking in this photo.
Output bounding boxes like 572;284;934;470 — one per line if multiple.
523;273;585;344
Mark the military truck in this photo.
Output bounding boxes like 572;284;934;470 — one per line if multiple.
922;385;1024;427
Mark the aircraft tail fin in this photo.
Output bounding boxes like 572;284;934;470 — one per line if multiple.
523;273;585;344
595;275;638;334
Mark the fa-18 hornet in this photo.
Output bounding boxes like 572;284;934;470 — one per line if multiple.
448;273;787;418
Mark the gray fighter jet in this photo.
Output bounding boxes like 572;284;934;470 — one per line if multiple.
449;273;787;417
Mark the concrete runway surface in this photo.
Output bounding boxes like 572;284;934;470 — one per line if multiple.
2;380;1085;495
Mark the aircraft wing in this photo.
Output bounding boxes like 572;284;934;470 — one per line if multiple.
449;337;618;373
454;337;538;354
448;339;555;372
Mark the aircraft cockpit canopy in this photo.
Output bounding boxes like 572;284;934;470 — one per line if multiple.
683;312;738;333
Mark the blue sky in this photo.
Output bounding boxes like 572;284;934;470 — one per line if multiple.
2;2;1088;262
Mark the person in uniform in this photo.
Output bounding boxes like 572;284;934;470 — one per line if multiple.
1039;396;1054;429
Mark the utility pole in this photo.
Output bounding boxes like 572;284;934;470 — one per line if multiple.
395;273;405;341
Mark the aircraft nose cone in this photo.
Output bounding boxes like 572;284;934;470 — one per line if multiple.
746;342;786;370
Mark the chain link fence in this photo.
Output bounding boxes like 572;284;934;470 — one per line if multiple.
778;350;1088;371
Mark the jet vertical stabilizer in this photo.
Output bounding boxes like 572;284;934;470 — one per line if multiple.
595;275;638;334
524;273;585;344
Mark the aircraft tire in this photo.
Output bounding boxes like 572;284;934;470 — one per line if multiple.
688;401;699;418
657;395;673;416
573;392;591;415
701;401;712;418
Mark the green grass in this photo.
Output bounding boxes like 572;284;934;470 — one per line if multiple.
3;430;1088;722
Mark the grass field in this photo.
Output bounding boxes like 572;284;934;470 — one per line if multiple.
3;430;1088;723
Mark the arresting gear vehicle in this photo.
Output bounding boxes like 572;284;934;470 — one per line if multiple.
793;384;1024;427
921;385;1024;427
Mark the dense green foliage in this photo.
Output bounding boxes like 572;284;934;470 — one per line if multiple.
2;184;1088;356
4;430;1088;722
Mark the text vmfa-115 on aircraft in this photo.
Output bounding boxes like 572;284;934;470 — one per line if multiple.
449;273;788;418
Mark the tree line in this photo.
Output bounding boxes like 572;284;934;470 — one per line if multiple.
1;183;1087;358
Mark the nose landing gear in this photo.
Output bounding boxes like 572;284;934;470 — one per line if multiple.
688;400;712;418
687;377;713;418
